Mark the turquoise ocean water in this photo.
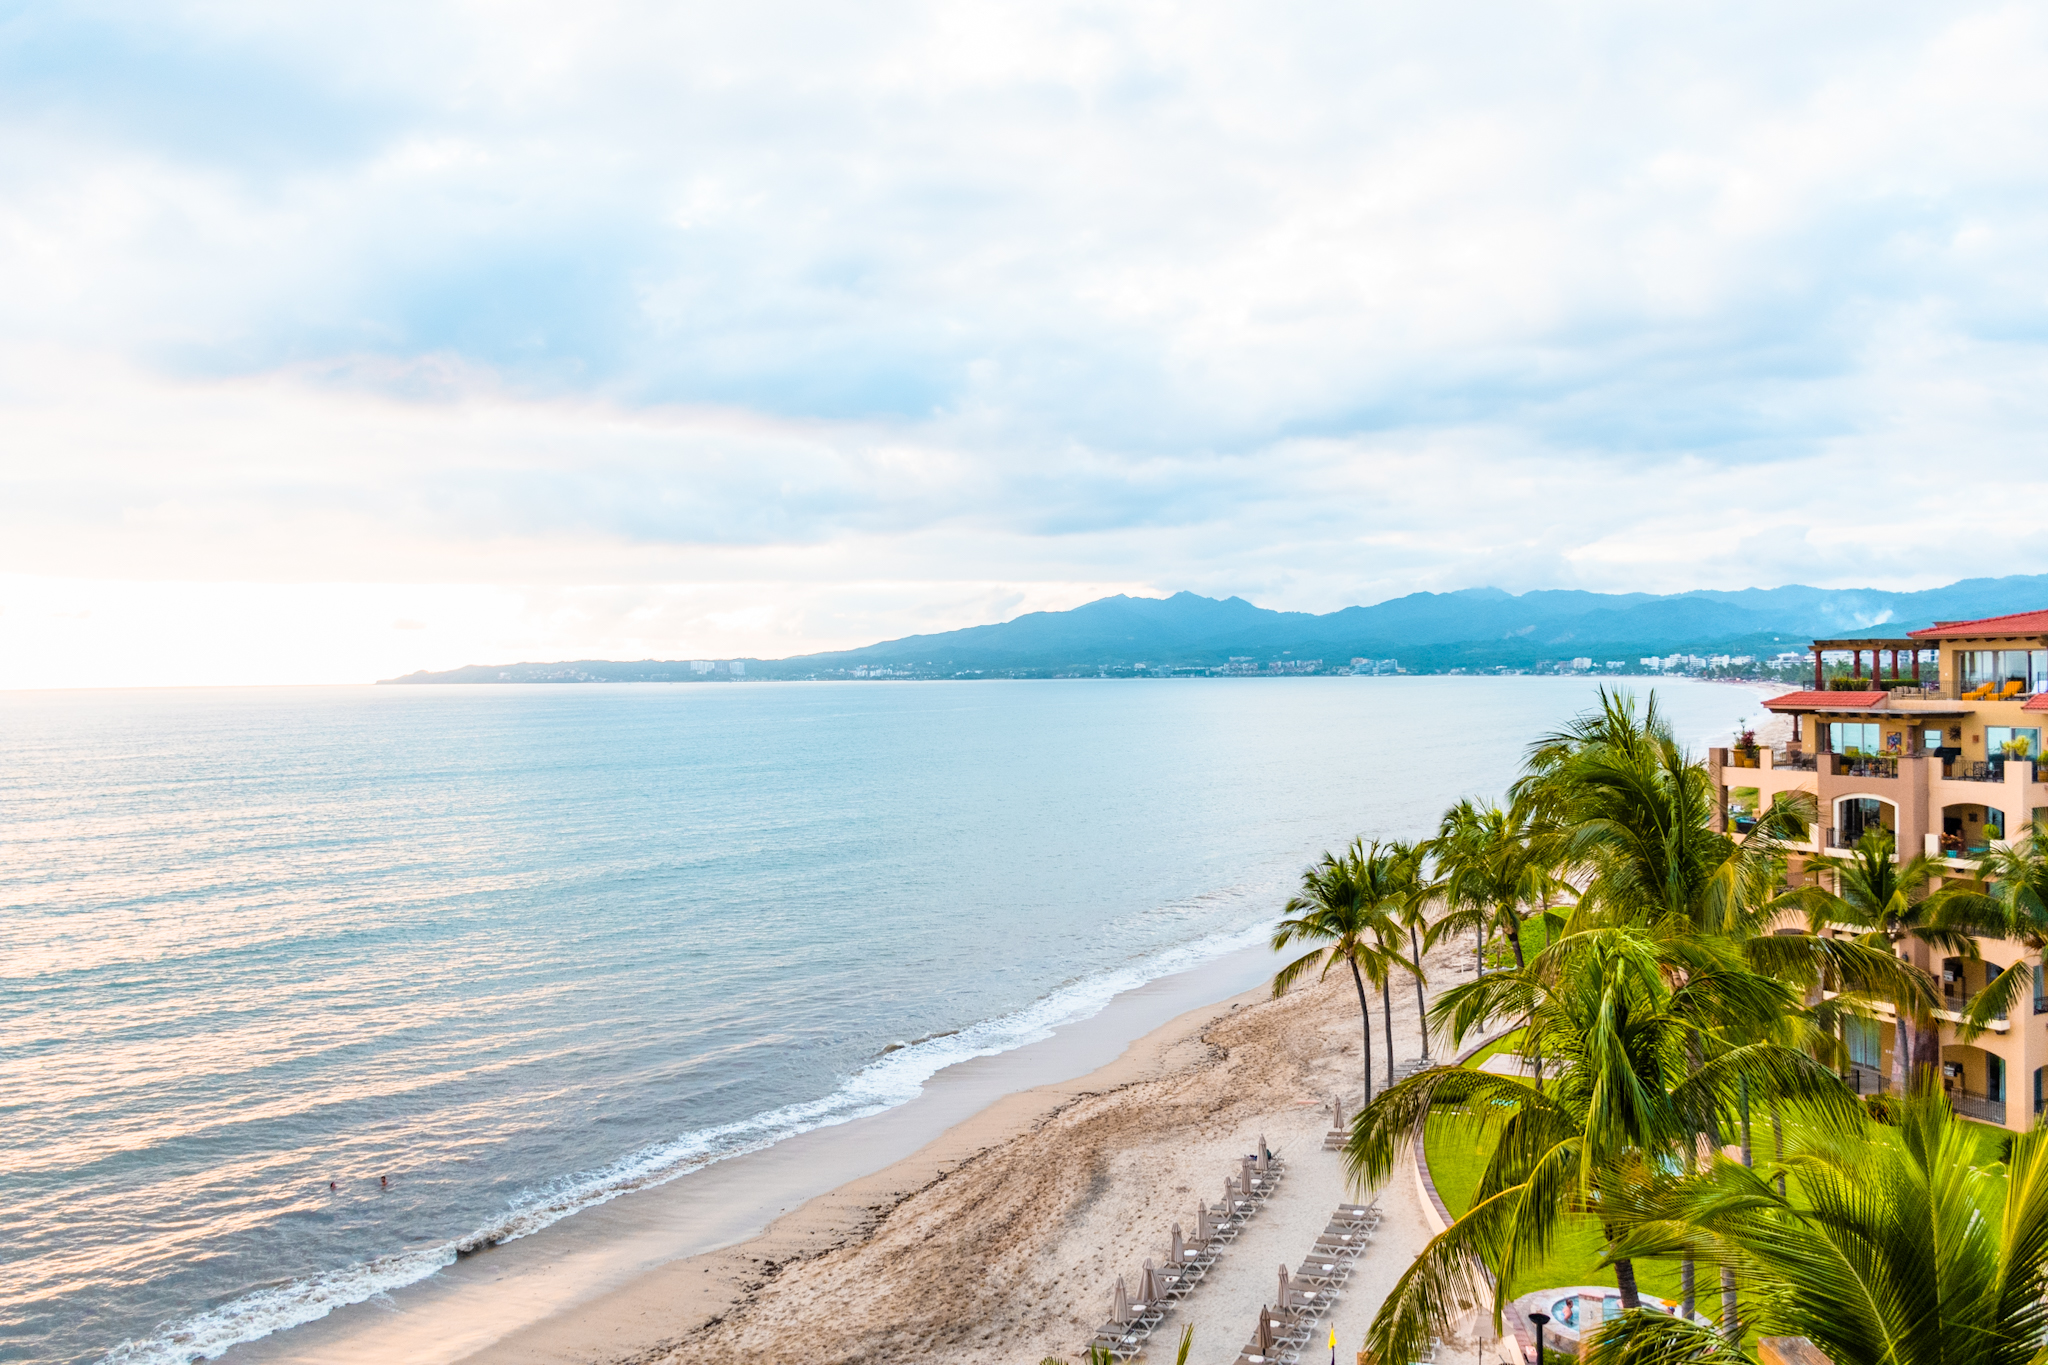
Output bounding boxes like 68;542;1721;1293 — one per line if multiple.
0;678;1763;1364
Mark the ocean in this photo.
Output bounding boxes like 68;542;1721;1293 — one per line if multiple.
0;677;1765;1364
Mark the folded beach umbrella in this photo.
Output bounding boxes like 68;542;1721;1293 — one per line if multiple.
1258;1133;1271;1170
1112;1275;1131;1325
1172;1223;1186;1263
1196;1203;1214;1243
1332;1096;1345;1129
1141;1259;1161;1305
1242;1154;1257;1189
1257;1306;1277;1354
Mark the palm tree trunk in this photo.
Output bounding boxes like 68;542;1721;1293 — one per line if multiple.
1410;924;1429;1061
1893;1012;1912;1094
1680;1257;1694;1321
1381;978;1396;1091
1613;1253;1642;1312
1721;1267;1739;1340
1771;1103;1786;1197
1350;957;1375;1105
1476;925;1485;977
1739;1076;1752;1167
1505;903;1526;969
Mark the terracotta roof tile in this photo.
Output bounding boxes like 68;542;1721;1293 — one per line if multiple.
1907;609;2048;638
2025;694;2048;711
1763;690;1886;709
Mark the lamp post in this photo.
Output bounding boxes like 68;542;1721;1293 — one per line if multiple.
1529;1311;1550;1365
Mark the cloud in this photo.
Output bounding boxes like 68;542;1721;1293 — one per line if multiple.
4;1;2048;683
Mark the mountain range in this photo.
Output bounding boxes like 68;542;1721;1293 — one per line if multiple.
381;573;2048;682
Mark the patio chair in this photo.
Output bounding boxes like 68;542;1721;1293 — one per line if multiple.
1997;680;2025;700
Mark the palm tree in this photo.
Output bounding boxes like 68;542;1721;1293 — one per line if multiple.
1388;838;1436;1063
1795;830;1967;1091
1925;814;2048;1033
1346;927;1855;1365
1428;799;1567;974
1274;839;1410;1103
1365;880;1424;1085
1586;1089;2048;1365
1489;686;1919;1335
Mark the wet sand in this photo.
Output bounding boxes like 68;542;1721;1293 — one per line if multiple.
449;933;1481;1365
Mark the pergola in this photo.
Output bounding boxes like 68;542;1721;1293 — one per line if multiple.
1807;637;1929;691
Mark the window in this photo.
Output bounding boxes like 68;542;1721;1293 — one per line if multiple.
1838;797;1890;846
1847;1016;1882;1070
1829;721;1880;755
1925;728;1947;752
1987;727;2042;760
1990;1055;2006;1102
1965;650;2047;692
1728;786;1760;830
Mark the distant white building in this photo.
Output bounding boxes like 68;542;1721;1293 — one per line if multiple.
1571;657;1594;671
690;660;714;674
727;661;745;677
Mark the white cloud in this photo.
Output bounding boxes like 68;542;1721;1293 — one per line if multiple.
4;1;2048;684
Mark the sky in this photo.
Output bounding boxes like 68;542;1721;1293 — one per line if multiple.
4;2;2048;686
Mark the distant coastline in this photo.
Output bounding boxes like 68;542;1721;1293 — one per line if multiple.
377;578;2043;687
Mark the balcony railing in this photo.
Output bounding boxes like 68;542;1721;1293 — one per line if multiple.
1947;1088;2008;1126
1837;756;1899;779
1951;760;2005;783
1775;750;1817;771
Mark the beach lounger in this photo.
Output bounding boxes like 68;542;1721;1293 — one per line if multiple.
1284;1285;1338;1316
1090;1328;1145;1361
1294;1256;1350;1287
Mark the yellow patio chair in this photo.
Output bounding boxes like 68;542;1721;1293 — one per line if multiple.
1963;683;1992;700
1997;680;2024;700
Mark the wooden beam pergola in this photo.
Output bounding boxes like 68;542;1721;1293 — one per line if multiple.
1806;638;1930;691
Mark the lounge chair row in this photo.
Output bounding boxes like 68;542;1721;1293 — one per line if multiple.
1087;1137;1288;1360
1231;1201;1383;1365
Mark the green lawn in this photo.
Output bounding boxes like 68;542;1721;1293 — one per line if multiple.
1423;1109;1687;1306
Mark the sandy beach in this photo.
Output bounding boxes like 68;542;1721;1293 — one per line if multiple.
442;931;1481;1365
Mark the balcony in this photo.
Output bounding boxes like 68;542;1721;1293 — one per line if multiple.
1837;756;1899;779
1948;1088;2008;1126
1774;750;1817;771
1950;760;2007;783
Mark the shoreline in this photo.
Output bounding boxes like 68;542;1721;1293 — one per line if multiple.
230;940;1291;1365
453;935;1473;1365
461;977;1277;1365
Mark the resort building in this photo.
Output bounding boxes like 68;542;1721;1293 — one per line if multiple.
1707;609;2048;1131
